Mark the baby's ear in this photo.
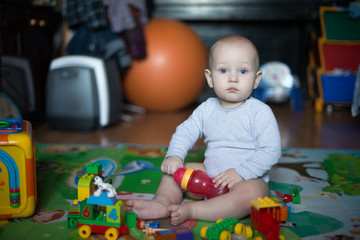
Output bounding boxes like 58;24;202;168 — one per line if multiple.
205;69;214;88
253;71;262;89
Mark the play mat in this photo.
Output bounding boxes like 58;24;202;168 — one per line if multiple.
0;143;359;240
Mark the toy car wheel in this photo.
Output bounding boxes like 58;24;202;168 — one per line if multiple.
219;230;231;240
243;226;253;239
78;225;92;239
200;226;209;239
234;223;244;235
105;227;119;240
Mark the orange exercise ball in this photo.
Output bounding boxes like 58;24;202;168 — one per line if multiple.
124;18;208;112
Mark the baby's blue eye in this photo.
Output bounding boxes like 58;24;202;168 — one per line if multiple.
240;69;247;74
219;68;227;73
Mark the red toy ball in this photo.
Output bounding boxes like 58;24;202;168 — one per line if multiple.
124;18;207;112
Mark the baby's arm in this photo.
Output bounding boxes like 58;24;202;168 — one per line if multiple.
161;156;184;175
213;168;244;189
163;102;205;175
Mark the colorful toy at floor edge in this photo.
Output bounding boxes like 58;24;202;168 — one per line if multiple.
0;119;37;220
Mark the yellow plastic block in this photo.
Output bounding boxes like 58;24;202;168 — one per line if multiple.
77;174;94;201
249;197;282;210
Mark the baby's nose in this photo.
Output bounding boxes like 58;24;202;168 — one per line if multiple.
229;73;239;82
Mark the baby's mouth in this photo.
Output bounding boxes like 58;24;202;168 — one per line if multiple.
227;87;238;92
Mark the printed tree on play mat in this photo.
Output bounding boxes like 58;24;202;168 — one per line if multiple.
321;154;360;196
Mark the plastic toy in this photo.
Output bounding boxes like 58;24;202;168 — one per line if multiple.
0;119;37;219
137;219;160;229
283;188;300;204
276;188;301;204
68;162;194;239
68;163;134;239
247;197;285;240
200;217;243;240
141;226;169;237
93;176;117;198
173;168;229;199
201;197;287;240
135;219;193;239
155;228;194;240
252;61;302;111
124;18;207;112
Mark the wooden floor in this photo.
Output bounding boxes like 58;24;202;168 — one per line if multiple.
34;100;360;149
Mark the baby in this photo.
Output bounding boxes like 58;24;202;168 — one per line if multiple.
126;35;281;225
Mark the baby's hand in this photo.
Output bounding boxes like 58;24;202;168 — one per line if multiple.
213;168;244;189
161;156;183;175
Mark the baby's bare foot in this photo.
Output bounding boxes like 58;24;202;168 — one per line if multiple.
168;204;194;225
126;199;170;219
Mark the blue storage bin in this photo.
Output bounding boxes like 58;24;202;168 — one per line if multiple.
321;73;356;103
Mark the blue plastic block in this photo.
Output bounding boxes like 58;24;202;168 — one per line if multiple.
86;192;117;206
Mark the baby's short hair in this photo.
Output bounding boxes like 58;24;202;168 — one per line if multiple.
208;35;260;70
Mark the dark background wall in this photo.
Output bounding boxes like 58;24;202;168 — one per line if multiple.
152;0;315;99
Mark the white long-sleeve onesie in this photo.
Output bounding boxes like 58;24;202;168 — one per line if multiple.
165;97;281;183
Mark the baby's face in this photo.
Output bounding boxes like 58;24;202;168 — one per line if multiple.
205;41;261;108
